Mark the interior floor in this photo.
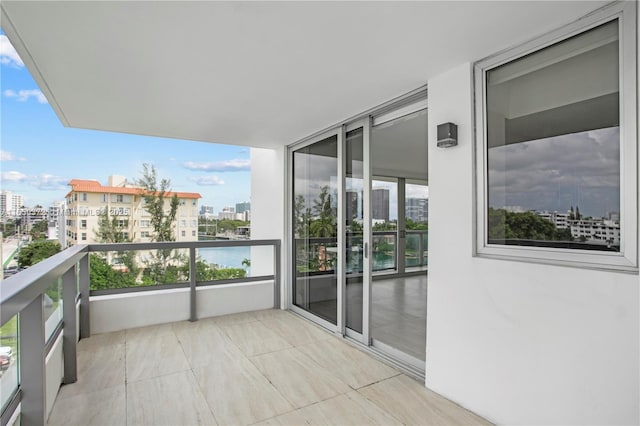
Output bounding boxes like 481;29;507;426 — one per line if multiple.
309;273;427;362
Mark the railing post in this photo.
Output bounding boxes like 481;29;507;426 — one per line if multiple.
62;264;78;384
273;241;281;309
79;254;90;339
418;233;425;266
189;247;197;322
20;294;46;426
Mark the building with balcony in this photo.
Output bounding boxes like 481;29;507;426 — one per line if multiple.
64;175;201;246
570;218;621;246
536;210;570;229
0;2;638;426
406;198;428;223
0;191;24;218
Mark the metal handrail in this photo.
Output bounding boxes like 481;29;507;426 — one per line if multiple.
1;244;88;326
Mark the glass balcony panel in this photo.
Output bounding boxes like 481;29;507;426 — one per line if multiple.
89;249;190;290
372;232;397;272
196;245;273;282
1;314;19;413
405;233;421;268
44;278;62;341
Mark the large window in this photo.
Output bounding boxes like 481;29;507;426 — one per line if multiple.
475;2;636;271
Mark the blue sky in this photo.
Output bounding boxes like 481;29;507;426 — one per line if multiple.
0;32;250;211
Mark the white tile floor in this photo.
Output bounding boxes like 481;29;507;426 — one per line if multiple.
48;309;490;426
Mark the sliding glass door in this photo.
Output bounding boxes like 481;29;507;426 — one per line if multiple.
370;107;428;366
289;95;428;370
292;133;339;326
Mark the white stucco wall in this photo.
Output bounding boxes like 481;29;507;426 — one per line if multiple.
425;63;639;425
250;147;287;308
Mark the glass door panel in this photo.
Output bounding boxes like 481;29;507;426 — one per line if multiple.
345;127;364;333
292;134;338;324
370;108;428;364
405;181;429;269
372;178;398;273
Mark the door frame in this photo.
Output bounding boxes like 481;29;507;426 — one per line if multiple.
288;127;342;333
286;86;428;369
342;118;372;344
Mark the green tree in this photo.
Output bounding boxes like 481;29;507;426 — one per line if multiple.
29;220;48;240
92;209;139;288
95;209;131;243
405;218;427;231
136;164;187;284
89;254;137;290
372;220;397;231
137;163;179;242
18;240;61;267
488;208;573;241
293;194;311;238
309;186;336;237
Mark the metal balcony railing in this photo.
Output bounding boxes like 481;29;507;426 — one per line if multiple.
294;230;428;275
0;239;281;426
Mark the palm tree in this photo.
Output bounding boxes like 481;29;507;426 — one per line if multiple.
310;186;336;237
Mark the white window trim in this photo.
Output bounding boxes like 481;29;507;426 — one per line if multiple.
473;1;637;273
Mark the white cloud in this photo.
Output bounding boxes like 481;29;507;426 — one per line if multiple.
1;171;28;182
183;159;250;172
1;171;67;191
4;89;48;104
0;35;24;68
0;150;26;161
33;174;67;191
189;176;225;186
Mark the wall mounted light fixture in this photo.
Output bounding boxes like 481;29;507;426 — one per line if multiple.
437;122;458;148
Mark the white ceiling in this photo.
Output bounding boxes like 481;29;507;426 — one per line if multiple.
1;1;607;148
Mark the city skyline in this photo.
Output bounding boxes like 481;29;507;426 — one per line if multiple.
0;32;251;210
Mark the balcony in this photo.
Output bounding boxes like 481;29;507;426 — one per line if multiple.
0;239;487;425
47;309;488;425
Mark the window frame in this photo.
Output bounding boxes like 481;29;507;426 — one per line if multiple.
474;1;637;272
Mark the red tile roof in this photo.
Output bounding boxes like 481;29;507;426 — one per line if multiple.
66;179;201;199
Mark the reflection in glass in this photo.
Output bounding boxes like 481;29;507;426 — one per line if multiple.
486;20;620;251
293;135;338;324
406;182;428;268
346;128;364;332
371;106;428;363
44;278;63;341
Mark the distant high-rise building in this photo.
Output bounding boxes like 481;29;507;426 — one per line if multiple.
235;202;251;214
0;190;25;217
406;198;429;223
200;205;215;216
219;206;236;220
372;188;390;222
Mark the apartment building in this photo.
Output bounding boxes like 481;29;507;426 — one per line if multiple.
570;219;621;246
0;190;24;218
536;210;570;229
64;175;201;247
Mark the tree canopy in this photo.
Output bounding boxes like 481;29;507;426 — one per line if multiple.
18;240;61;267
488;208;572;241
136;163;179;242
